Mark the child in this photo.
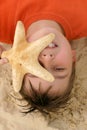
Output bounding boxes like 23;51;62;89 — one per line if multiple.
0;0;87;113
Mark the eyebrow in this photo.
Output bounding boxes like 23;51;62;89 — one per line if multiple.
28;72;68;80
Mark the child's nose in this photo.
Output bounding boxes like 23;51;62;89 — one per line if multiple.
39;52;54;68
41;53;54;59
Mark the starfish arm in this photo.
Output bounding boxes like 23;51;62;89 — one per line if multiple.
12;65;26;92
24;61;55;82
13;21;26;49
24;33;55;56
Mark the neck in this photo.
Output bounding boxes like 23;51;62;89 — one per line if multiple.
27;20;64;41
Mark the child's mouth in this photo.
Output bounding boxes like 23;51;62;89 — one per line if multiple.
46;42;58;49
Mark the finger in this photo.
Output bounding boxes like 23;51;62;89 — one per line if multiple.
0;46;6;57
0;45;6;51
0;48;3;56
0;58;8;65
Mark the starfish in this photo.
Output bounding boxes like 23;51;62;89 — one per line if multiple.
1;21;55;92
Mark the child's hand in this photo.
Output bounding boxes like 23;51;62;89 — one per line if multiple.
0;45;8;64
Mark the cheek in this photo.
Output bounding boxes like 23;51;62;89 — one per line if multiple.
55;47;72;66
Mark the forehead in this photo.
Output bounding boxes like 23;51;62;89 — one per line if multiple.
26;76;70;96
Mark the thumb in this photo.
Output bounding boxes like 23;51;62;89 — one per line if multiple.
0;58;8;65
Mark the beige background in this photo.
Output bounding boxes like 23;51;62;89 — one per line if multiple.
0;38;87;130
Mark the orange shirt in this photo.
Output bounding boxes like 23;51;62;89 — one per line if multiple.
0;0;87;44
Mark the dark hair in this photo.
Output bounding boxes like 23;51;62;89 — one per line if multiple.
20;68;75;114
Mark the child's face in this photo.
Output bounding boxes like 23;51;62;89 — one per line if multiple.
24;30;75;97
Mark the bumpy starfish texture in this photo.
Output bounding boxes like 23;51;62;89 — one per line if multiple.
1;21;55;92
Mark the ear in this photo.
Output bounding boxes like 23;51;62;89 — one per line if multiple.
72;50;76;62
